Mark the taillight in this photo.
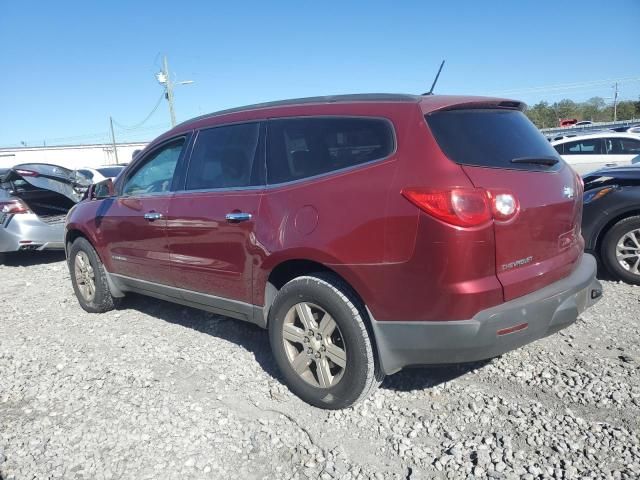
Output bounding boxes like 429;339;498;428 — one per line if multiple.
401;188;492;227
0;199;30;214
486;190;519;222
401;188;519;227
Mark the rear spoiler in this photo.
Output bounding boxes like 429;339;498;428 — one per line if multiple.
432;100;526;113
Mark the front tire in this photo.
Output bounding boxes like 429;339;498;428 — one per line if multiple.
601;215;640;285
68;237;120;313
268;273;383;409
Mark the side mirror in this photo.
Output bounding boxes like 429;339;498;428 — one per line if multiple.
86;178;115;200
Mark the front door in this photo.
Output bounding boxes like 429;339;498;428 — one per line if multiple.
167;122;263;306
100;137;187;286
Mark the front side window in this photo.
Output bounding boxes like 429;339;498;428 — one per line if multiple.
563;139;602;155
185;123;260;190
122;139;184;196
267;117;394;184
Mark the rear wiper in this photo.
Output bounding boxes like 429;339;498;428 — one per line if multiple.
510;156;559;166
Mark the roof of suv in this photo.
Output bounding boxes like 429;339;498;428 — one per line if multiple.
176;93;524;129
142;94;523;151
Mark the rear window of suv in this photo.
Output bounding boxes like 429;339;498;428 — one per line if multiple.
425;109;562;170
267;117;394;184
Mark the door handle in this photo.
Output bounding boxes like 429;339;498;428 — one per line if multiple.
225;212;252;223
144;212;163;221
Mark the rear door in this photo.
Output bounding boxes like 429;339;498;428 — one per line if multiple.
99;137;187;286
556;138;607;173
167;122;263;307
426;108;583;301
604;136;640;167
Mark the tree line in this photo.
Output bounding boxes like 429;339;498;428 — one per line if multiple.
524;97;640;129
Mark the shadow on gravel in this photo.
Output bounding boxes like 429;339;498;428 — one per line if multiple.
0;250;66;267
120;293;283;380
119;294;494;392
382;360;491;392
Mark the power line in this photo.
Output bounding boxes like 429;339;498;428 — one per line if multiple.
489;76;640;96
112;92;165;131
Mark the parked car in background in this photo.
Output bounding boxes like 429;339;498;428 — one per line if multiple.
65;93;602;409
611;124;640;134
551;132;640;174
1;163;88;260
74;165;126;184
582;165;640;285
574;120;593;126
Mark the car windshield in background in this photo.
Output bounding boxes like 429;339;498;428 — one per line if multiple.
425;109;562;170
96;166;124;178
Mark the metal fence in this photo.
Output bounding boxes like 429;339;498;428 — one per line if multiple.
540;119;640;137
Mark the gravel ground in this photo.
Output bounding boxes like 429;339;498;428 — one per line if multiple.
1;251;639;480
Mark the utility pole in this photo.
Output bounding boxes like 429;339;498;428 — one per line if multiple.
109;116;119;165
156;55;193;128
163;55;177;127
613;82;619;122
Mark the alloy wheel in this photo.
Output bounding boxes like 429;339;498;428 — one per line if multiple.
74;251;96;301
281;302;347;388
615;228;640;276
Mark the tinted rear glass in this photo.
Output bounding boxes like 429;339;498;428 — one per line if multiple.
267;117;394;184
426;109;562;170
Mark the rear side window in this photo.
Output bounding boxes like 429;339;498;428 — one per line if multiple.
186;123;260;190
605;137;640;155
564;139;602;155
425;109;561;170
267;117;394;184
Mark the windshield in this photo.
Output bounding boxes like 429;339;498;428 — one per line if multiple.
96;166;124;178
425;109;563;171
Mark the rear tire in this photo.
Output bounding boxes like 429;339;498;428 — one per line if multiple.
268;273;383;409
68;237;120;313
601;215;640;285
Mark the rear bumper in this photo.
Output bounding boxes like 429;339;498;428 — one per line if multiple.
369;253;602;375
0;214;65;253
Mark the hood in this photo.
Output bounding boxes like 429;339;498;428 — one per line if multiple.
583;165;640;190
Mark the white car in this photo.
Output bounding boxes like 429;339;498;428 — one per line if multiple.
75;165;126;184
551;132;640;174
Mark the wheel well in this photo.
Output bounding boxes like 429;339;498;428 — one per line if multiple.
65;229;86;253
265;259;368;321
264;259;380;369
594;209;640;254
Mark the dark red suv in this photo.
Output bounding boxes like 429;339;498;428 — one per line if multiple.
65;94;602;408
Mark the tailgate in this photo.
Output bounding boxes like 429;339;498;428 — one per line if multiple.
462;165;582;300
425;107;583;300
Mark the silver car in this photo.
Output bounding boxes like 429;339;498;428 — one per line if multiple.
0;164;88;258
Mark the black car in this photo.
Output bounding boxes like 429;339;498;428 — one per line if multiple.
582;166;640;284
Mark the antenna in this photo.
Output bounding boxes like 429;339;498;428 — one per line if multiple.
424;60;445;96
